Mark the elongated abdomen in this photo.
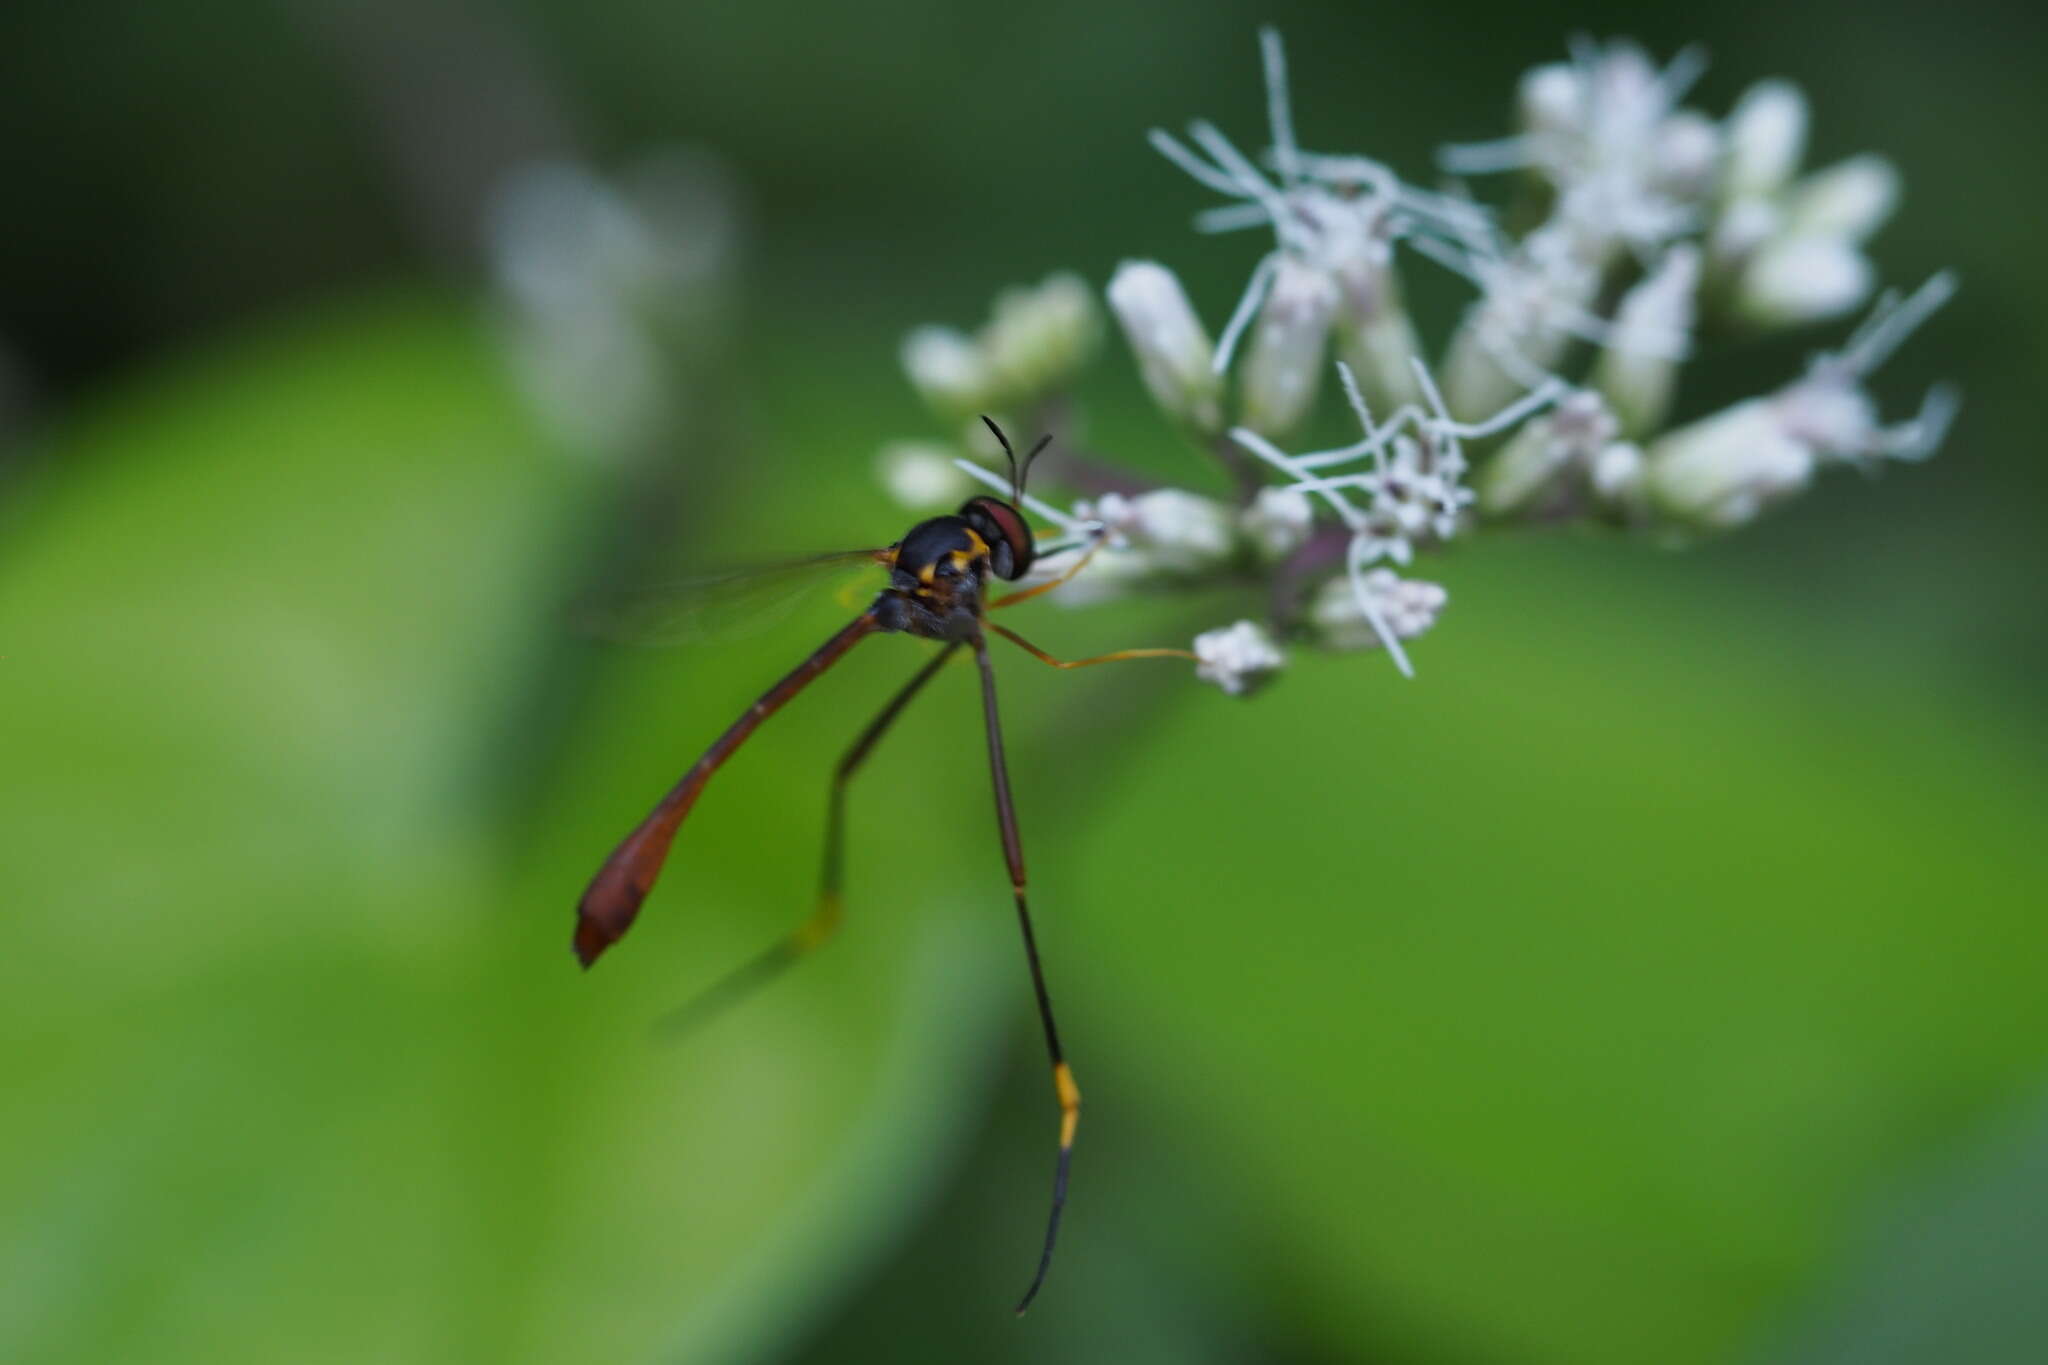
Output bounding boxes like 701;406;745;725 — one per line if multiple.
573;612;879;967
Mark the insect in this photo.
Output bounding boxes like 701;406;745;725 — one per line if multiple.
572;418;1194;1313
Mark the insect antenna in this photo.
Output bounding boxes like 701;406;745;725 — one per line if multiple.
980;414;1053;503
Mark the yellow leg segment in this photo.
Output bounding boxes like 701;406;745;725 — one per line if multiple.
790;890;843;952
988;620;1196;670
1053;1061;1081;1150
992;536;1108;609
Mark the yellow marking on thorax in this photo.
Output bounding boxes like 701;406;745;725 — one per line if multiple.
916;529;992;586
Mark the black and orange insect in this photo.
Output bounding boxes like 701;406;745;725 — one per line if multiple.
573;418;1193;1312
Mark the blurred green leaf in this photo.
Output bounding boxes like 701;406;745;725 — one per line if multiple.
1764;1086;2048;1364
0;296;1014;1363
1028;538;2048;1364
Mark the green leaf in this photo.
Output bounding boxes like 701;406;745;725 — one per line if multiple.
1766;1088;2048;1365
0;296;1011;1363
1040;538;2048;1364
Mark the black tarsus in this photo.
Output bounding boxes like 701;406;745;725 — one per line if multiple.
971;633;1075;1314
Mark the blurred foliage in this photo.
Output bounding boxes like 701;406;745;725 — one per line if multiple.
1761;1085;2048;1365
4;0;2047;1362
0;300;1014;1362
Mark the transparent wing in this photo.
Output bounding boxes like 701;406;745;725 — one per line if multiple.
572;549;889;646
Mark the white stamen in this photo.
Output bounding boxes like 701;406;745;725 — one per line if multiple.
1888;382;1962;462
1841;271;1959;376
1654;44;1709;107
1260;26;1303;187
1438;135;1545;175
1403;230;1489;285
1412;354;1566;439
1194;203;1275;233
1229;425;1365;530
1346;536;1414;677
1146;128;1250;200
1214;251;1279;374
1335;360;1387;473
1187;122;1307;253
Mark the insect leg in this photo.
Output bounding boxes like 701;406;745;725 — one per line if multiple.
652;642;962;1038
574;612;879;969
986;620;1196;669
972;635;1078;1315
990;535;1107;609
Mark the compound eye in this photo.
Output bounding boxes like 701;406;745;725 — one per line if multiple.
960;496;1035;581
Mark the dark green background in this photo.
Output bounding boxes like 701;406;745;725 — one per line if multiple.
3;2;2044;1362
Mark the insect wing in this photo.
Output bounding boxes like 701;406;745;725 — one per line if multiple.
572;549;887;646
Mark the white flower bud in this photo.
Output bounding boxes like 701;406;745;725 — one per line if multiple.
492;156;737;330
1239;257;1341;437
1124;488;1240;573
1441;237;1592;421
1309;569;1447;652
1589;440;1647;514
1646;273;1955;527
1330;255;1425;417
1107;260;1222;432
1073;490;1133;531
1737;236;1874;327
1440;332;1527;427
488;154;739;458
1767;275;1961;466
1297;194;1424;416
1723;79;1808;200
1654;111;1722;200
980;272;1103;398
875;441;973;509
1645;398;1817;528
1477;422;1571;517
1476;388;1619;517
1778;367;1959;466
901;326;991;415
1593;245;1699;436
1337;309;1426;419
1783;155;1899;243
1777;378;1878;460
1519;63;1584;138
1709;196;1781;275
1193;619;1286;696
1240;486;1316;562
1589;40;1658;112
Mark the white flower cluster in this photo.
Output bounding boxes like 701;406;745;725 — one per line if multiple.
1193;619;1287;696
902;273;1103;422
880;30;1958;696
1309;570;1447;654
885;272;1108;509
488;150;740;462
1139;30;1490;429
1230;361;1558;675
1646;275;1959;526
